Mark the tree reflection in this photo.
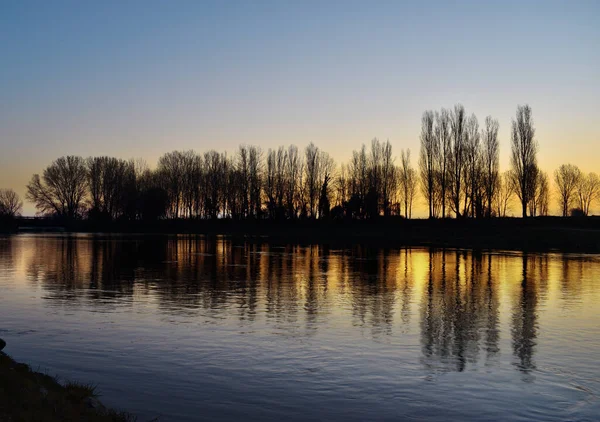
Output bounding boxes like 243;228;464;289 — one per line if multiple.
2;235;594;376
511;254;539;376
341;246;399;339
420;250;500;372
0;237;17;277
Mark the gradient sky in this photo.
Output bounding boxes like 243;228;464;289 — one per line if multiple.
1;0;599;216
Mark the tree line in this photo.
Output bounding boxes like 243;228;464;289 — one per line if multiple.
418;104;551;219
1;104;598;221
418;103;598;218
18;140;418;222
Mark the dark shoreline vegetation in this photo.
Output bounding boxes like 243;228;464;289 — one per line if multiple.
0;344;134;421
4;216;600;253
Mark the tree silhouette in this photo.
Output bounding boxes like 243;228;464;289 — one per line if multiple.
419;110;437;218
400;149;416;218
379;140;395;217
529;171;549;217
449;104;468;218
554;164;581;217
284;145;302;219
510;105;538;218
434;108;452;218
0;189;23;217
482;116;500;217
26;156;88;219
86;156;136;220
495;171;514;217
26;103;600;222
318;174;331;220
574;172;599;216
463;114;482;218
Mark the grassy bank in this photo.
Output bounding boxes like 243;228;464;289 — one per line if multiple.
0;346;134;421
11;216;600;253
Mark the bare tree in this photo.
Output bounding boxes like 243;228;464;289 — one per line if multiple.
26;156;88;219
554;164;581;217
302;143;334;219
463;114;482;217
181;152;203;219
380;140;395;216
157;151;186;218
284;145;302;219
318;173;332;219
236;145;263;218
87;157;104;213
347;144;368;218
318;151;335;219
86;156;136;220
403;160;417;218
529;170;549;217
274;147;286;214
448;104;467;218
227;162;244;219
335;164;350;208
576;172;600;216
482;116;500;217
539;171;550;216
265;147;287;219
248;146;263;218
418;110;437;218
203;150;227;219
495;171;514;217
434;108;451;218
265;149;278;218
400;149;416;218
368;138;383;211
510;104;538;218
157;151;202;219
304;142;320;218
0;189;23;217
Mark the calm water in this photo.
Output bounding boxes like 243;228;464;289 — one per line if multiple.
1;234;599;422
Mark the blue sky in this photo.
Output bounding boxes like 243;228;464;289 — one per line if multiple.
1;0;599;214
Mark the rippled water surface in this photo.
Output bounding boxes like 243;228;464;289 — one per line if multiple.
1;234;599;421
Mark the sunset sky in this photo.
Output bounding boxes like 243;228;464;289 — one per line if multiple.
1;0;599;216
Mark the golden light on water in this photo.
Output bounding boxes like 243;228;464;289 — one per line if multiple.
4;235;600;326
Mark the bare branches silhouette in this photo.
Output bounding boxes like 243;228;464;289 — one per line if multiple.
510;105;538;218
16;104;600;223
0;189;23;217
26;156;88;219
554;164;581;217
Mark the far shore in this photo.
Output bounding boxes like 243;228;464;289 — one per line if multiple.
4;216;600;253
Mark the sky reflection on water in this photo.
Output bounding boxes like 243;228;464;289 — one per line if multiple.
1;234;599;421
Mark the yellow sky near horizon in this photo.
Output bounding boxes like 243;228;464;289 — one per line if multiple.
2;110;598;217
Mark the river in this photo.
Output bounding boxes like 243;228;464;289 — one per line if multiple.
0;234;598;421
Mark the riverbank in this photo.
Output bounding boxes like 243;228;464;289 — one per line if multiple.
8;216;600;253
0;340;134;421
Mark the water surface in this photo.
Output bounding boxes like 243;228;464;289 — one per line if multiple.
0;234;599;421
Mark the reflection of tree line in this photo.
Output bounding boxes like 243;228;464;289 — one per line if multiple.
4;237;597;372
511;255;538;375
340;247;403;338
0;237;17;276
419;251;555;374
421;251;502;372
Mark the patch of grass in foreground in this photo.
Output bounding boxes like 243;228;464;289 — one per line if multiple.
0;352;136;421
